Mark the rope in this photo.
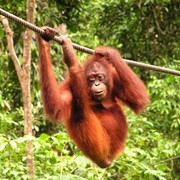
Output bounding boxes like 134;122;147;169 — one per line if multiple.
0;8;180;76
0;8;94;54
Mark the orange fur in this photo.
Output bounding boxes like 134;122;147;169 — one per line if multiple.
37;35;150;168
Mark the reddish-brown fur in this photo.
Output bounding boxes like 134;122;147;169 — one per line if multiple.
37;34;150;168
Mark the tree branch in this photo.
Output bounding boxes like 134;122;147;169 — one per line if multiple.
154;155;180;165
0;15;23;81
22;0;35;71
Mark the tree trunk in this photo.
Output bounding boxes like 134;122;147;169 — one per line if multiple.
0;0;35;179
22;0;35;178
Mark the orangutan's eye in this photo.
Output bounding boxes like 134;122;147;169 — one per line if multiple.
98;74;104;81
88;75;95;82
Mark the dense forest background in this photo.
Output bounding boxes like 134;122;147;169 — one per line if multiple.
0;0;179;179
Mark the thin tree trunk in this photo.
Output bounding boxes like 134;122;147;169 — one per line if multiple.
0;0;35;178
22;0;35;178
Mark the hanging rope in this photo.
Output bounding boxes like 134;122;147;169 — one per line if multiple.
0;8;180;76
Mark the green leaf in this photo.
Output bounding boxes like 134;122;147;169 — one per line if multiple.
0;142;8;151
10;140;17;149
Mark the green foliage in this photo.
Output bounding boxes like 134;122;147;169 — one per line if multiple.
94;0;180;65
0;0;179;179
0;134;29;179
148;75;180;134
